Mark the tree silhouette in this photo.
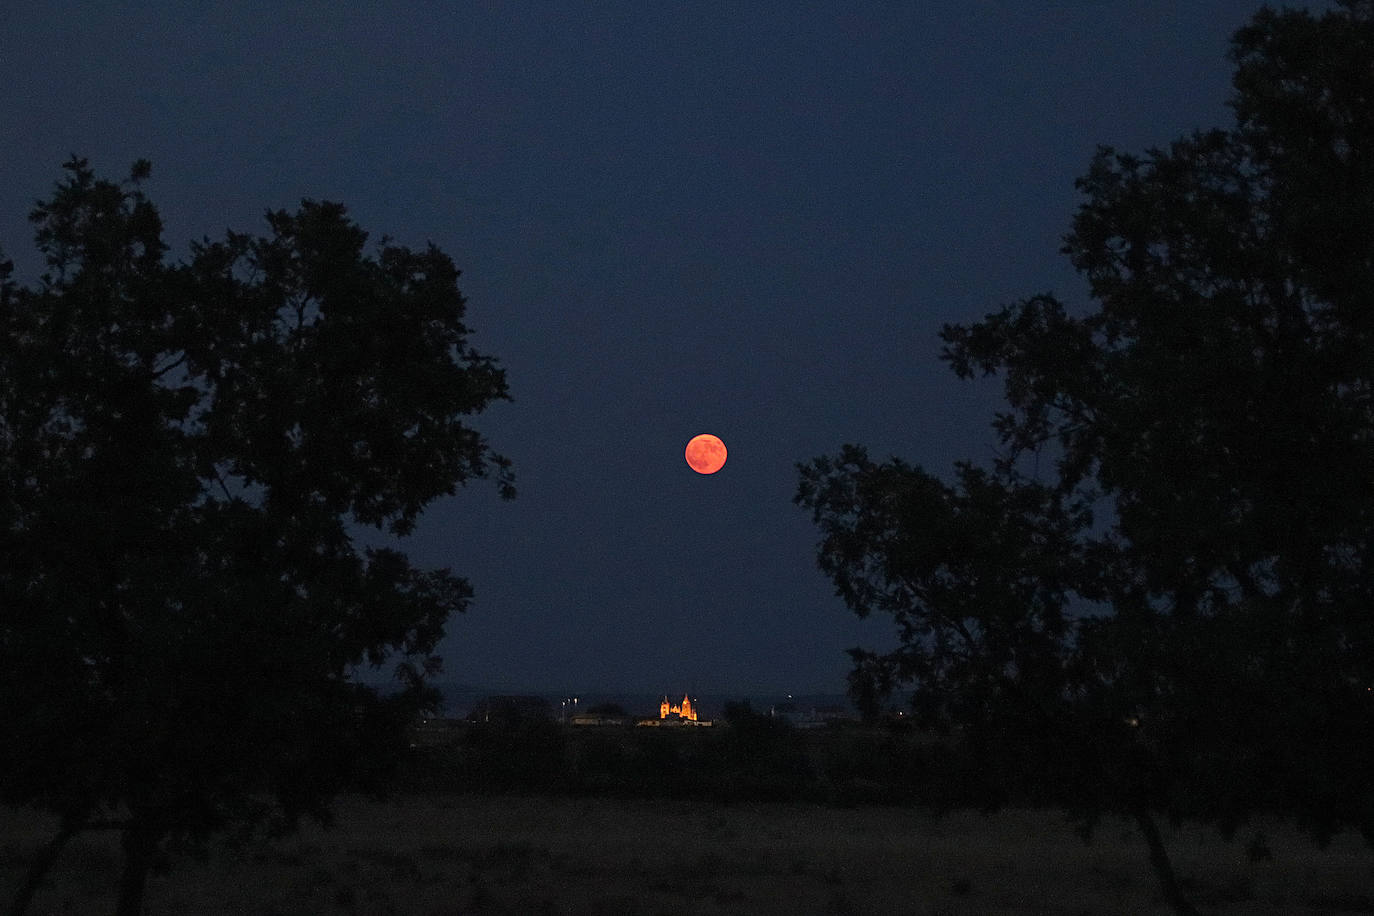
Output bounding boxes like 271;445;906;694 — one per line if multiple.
0;158;513;916
798;3;1373;914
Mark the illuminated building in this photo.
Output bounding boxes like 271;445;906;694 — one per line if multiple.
660;694;698;722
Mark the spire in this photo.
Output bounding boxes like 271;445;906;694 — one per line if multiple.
660;693;699;721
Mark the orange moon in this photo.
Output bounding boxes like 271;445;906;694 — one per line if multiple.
685;434;727;474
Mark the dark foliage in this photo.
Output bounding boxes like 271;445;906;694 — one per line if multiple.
459;719;569;793
0;159;512;916
402;718;981;807
797;3;1373;914
711;702;812;801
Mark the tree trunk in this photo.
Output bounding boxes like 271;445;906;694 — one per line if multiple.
7;813;83;916
113;821;159;916
1134;807;1200;916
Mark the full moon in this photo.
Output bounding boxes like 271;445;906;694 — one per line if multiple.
685;434;727;474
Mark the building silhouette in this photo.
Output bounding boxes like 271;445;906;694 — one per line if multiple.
660;694;697;722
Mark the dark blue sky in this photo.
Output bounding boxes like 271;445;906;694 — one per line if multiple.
1;1;1305;695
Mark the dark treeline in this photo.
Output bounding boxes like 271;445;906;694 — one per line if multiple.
400;709;1373;829
398;716;980;808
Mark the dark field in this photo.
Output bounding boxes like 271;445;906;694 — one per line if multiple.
4;794;1371;915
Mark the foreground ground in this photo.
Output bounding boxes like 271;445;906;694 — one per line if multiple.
3;795;1371;915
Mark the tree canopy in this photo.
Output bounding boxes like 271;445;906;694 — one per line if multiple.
798;3;1373;913
1;158;512;916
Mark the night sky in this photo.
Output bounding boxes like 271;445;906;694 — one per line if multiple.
1;1;1302;696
